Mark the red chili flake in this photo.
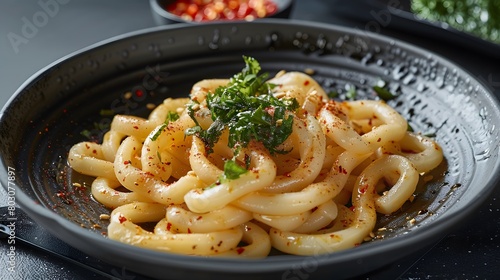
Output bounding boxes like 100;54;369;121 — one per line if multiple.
236;247;245;254
187;228;192;233
118;215;127;224
124;160;131;165
133;125;139;129
135;89;144;97
338;165;347;174
304;80;310;86
196;216;202;220
92;149;97;154
166;222;172;231
359;184;368;194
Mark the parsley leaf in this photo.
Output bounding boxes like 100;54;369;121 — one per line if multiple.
166;111;180;123
222;159;248;180
186;56;299;155
150;111;180;141
346;84;357;99
373;85;396;101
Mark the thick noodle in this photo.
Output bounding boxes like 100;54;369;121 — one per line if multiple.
68;71;443;257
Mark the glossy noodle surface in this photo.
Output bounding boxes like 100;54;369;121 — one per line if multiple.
68;58;443;257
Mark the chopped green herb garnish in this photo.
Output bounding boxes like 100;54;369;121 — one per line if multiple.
150;123;167;141
80;129;92;139
186;56;299;155
407;123;414;132
94;121;110;131
204;158;250;190
222;159;248;180
166;111;180;123
150;111;180;141
346;86;357;99
327;90;339;99
99;109;115;116
373;85;396;101
80;122;111;140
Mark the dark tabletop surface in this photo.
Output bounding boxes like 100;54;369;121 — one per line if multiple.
1;1;499;279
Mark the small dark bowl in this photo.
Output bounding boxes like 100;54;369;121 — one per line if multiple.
150;0;294;25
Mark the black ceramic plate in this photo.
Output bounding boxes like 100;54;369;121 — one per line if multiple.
1;20;500;280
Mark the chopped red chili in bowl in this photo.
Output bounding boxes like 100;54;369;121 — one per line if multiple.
166;0;279;22
150;0;293;24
